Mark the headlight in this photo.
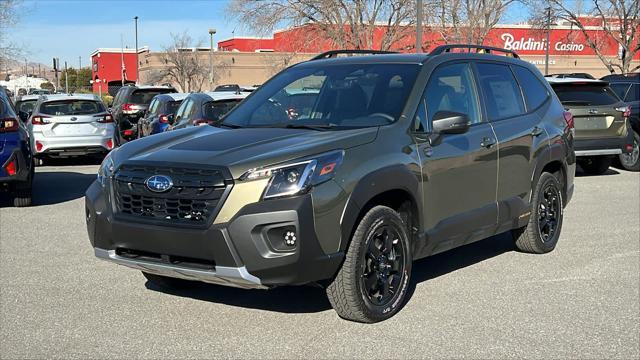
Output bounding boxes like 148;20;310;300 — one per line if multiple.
97;151;115;187
240;150;344;199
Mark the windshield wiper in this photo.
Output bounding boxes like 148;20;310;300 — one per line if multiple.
281;123;338;131
216;122;244;129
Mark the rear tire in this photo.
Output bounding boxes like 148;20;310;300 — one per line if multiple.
579;156;611;175
142;272;197;290
326;206;412;323
618;131;640;172
513;172;563;254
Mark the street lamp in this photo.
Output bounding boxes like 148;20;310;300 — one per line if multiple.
134;16;139;84
209;28;217;88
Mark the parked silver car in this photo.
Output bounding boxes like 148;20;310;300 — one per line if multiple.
28;94;115;160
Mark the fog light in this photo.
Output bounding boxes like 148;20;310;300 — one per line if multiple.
35;141;43;152
284;231;297;246
4;159;17;176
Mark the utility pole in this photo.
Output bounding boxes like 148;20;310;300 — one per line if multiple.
134;16;139;84
544;6;552;75
77;56;82;91
64;61;69;94
53;58;60;91
416;0;423;53
120;34;125;86
209;28;217;89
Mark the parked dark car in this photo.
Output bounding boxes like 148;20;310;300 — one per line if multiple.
605;76;639;171
547;78;634;174
547;73;595;79
110;85;176;143
86;46;575;323
168;92;247;131
0;87;34;207
138;93;188;138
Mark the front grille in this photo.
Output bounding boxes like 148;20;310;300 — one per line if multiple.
113;164;231;227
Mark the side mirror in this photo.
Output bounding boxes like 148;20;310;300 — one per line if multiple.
432;111;470;135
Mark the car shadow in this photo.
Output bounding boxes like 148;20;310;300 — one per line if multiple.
575;164;620;177
0;170;97;207
145;232;516;314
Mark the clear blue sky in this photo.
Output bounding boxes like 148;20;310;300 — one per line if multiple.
11;0;530;67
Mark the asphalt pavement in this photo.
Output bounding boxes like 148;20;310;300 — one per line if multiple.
1;162;638;359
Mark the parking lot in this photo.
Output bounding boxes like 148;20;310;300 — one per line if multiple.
0;163;638;359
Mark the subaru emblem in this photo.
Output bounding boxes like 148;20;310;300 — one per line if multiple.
145;175;173;193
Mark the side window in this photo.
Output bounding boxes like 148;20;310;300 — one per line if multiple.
148;99;158;114
512;66;549;110
414;99;428;132
424;62;481;125
476;63;526;120
174;98;191;120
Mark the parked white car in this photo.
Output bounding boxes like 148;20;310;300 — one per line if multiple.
28;94;115;161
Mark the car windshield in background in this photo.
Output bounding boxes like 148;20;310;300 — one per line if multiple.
553;85;620;106
166;101;183;115
40;100;105;116
204;99;242;121
131;90;173;105
16;100;37;113
221;63;420;129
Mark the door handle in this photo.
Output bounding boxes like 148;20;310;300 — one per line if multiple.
530;126;544;137
480;137;496;148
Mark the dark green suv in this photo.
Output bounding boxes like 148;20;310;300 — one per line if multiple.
85;46;575;323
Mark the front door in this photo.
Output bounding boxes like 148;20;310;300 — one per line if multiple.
413;62;498;257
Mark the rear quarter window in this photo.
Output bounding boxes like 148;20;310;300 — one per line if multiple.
512;66;549;110
553;85;621;106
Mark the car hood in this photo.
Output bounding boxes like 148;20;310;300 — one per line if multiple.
112;125;378;179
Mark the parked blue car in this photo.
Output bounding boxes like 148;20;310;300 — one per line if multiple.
137;93;188;138
0;88;34;207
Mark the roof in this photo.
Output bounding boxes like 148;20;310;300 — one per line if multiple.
154;93;189;101
299;53;430;66
204;92;250;101
545;77;608;85
133;85;176;90
39;94;100;102
16;95;40;101
90;46;149;57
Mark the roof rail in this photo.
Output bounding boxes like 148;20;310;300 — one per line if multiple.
429;44;520;59
310;49;398;60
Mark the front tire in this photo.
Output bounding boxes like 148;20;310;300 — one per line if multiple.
326;206;412;323
513;172;564;254
579;156;611;175
619;131;640;171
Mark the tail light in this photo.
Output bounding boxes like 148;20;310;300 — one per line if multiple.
35;141;43;152
159;114;170;124
96;114;114;123
193;119;211;126
615;106;631;118
563;111;574;129
123;129;135;137
122;103;138;114
4;158;17;176
0;118;19;132
32;115;51;125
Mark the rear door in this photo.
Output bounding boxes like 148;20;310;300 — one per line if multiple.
552;83;626;139
415;61;498;254
38;99;108;137
475;63;550;226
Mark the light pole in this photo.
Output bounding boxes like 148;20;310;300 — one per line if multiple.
544;6;552;75
209;28;217;89
134;16;139;84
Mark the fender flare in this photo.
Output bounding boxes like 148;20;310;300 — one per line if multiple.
338;164;422;253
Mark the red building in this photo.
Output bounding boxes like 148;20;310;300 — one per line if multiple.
90;47;147;94
217;37;275;52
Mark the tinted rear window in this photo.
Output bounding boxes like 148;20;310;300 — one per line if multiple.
203;100;242;120
609;83;630;100
512;66;549;110
16;99;37;113
166;100;183;115
553;85;621;106
40;100;105;115
130;90;173;105
625;84;639;102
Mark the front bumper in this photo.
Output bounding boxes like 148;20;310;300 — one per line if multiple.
85;180;344;288
574;131;634;157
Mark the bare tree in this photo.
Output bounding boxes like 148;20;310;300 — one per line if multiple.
227;0;421;51
159;32;211;92
0;0;24;70
434;0;514;45
528;0;639;74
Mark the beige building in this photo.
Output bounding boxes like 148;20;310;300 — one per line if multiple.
138;49;639;91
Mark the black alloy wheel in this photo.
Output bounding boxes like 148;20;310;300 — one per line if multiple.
537;183;560;243
361;224;406;306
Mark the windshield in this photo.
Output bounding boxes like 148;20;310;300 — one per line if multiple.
166;100;183;115
553;85;620;106
40;100;105;115
221;63;420;129
16;99;37;113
